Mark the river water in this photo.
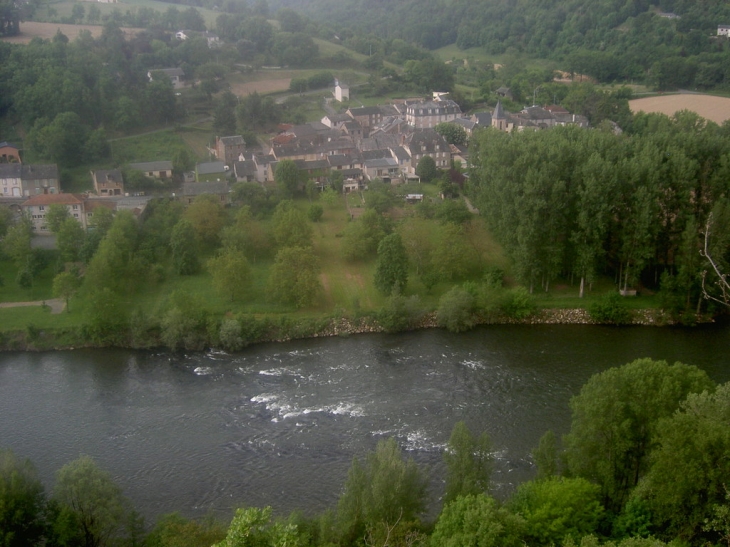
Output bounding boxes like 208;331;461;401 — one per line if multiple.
1;324;728;522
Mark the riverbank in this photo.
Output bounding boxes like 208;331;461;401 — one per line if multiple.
0;307;709;352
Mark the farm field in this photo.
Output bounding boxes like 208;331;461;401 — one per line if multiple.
0;21;143;44
629;93;730;124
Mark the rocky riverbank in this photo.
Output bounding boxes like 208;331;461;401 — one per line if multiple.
0;308;712;352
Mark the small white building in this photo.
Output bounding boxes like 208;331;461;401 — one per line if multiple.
334;79;349;102
718;25;730;36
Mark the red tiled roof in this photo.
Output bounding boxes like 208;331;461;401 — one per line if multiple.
22;193;84;206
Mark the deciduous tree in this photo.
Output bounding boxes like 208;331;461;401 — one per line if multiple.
564;358;714;512
443;421;492;503
267;246;321;308
207;250;253;302
374;233;408;296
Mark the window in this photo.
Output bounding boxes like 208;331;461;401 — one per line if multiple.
72;205;78;210
74;214;79;218
39;205;44;211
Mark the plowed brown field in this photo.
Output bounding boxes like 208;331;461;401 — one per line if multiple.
629;93;730;124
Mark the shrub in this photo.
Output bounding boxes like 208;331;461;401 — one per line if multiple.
588;292;632;325
502;287;537;319
219;318;245;352
437;286;477;332
377;294;425;333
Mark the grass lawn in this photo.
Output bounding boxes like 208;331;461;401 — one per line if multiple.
111;130;192;164
0;257;56;303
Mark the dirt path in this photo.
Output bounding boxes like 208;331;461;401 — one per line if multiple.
0;298;65;314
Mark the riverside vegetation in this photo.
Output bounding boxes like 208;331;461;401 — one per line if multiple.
2;0;730;350
2;358;730;547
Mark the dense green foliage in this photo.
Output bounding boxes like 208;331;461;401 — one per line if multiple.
470;114;730;309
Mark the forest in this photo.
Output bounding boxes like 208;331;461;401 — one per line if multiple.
2;358;729;547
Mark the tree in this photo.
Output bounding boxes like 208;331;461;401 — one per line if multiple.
508;476;604;546
56;217;85;262
220;206;271;262
267;246;321;308
437;287;477;333
45;204;70;233
183;194;227;248
434;122;468;146
84;211;140;295
2;217;32;267
308;203;323;222
213;506;298;547
147;513;226;547
563;358;714;512
272;202;312;249
275;159;301;198
29;112;88;166
341;209;387;262
0;450;47;547
532;430;558;480
374;233;408;296
415;155;438;182
207;250;253;302
636;382;730;542
431;494;525;547
170;219;200;275
53;455;130;547
53;271;81;312
443;421;492;504
337;438;428;542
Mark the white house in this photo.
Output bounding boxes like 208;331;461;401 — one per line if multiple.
334;79;349;102
718;25;730;36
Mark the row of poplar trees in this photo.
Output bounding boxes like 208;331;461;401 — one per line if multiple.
468;110;730;313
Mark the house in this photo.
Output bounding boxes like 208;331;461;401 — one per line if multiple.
215;135;247;165
0;164;59;197
195;161;228;182
402;129;451;173
718;25;730;36
203;31;221;48
233;159;257;183
363;157;400;182
346;106;383;136
85;199;118;225
91;169;124;197
147;68;185;89
405;99;462;129
182;181;230;205
22;193;87;233
0;142;21;163
334;79;349;102
175;29;191;40
496;86;513;100
128;161;173;179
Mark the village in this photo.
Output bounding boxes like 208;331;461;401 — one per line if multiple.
0;86;590;234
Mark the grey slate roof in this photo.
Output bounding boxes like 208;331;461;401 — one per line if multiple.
493;101;506;119
183;181;229;196
196;161;227;175
129;161;173;172
219;135;246;146
0;164;59;180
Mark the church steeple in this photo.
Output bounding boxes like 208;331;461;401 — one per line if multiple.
492;100;507;131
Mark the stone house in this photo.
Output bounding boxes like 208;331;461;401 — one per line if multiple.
215;135;247;165
0;164;59;197
91;169;124;197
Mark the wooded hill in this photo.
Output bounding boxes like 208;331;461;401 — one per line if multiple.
270;0;730;90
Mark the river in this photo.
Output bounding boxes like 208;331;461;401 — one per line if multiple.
1;324;728;522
